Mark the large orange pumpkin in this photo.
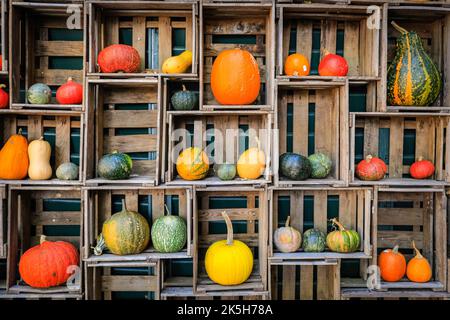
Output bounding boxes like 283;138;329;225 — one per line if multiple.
0;129;29;180
378;245;406;282
176;147;210;181
19;235;79;288
406;241;432;283
210;49;260;105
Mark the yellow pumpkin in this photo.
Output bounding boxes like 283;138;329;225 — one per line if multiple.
162;50;192;74
28;137;52;180
205;211;253;286
176;147;210;181
237;139;266;180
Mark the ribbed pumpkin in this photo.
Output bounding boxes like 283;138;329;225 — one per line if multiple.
162;50;192;74
56;78;83;104
284;53;310;76
176;147;210;181
355;155;387;181
387;22;442;106
19;235;79;288
326;218;361;253
0;84;9;109
94;199;150;256
406;241;432;283
273;216;302;253
98;44;141;73
410;157;435;179
0;129;29;180
378;245;406;282
151;205;187;253
28;137;53;180
205;211;253;286
211;49;260;105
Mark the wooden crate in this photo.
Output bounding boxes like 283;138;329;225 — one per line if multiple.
385;6;450;112
274;80;349;186
9;2;85;111
6;186;83;297
342;187;447;294
84;79;161;186
200;1;275;110
270;263;340;300
165;110;272;186
277;3;383;81
193;186;269;296
350;112;450;186
269;187;373;263
86;0;198;78
83;185;193;265
0;0;8;76
0;185;5;259
0;109;84;185
84;261;161;300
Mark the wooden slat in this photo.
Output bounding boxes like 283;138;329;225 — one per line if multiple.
103;110;158;128
103;135;157;153
102;275;157;292
103;87;157;104
36;40;83;56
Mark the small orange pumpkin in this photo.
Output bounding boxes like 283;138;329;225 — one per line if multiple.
284;53;310;76
211;49;260;105
0;129;29;180
176;147;210;181
406;241;432;283
378;245;406;282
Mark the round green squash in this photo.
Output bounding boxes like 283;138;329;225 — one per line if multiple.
151;205;187;253
98;151;132;180
279;152;311;180
94;199;150;256
302;228;326;252
326;218;360;253
56;162;79;180
27;83;52;104
171;85;199;111
215;163;236;181
308;153;332;179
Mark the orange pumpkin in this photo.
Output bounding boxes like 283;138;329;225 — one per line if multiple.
0;129;29;180
378;245;406;282
176;147;210;181
406;241;432;283
284;53;310;76
211;49;260;105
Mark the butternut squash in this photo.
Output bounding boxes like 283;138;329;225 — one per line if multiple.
0;129;29;180
162;50;192;74
28;137;52;180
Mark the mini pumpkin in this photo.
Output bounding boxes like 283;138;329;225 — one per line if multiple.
406;241;432;283
284;53;310;76
0;84;9;109
237;137;265;180
355;155;387;181
176;147;210;181
98;44;141;73
273;216;302;253
326;218;360;253
318;50;349;76
410;157;435;179
378;245;406;282
56;78;83;105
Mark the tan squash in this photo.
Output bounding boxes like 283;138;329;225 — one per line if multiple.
28;137;52;180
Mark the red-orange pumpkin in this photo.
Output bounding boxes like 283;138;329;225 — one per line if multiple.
410;157;435;179
0;84;9;109
378;245;406;282
211;49;260;105
355;155;387;181
56;78;83;105
98;44;141;73
318;50;348;76
19;235;79;288
284;53;310;76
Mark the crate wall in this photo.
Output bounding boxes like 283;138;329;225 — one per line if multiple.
6;186;83;298
200;1;275;109
84;80;161;185
274;80;349;186
0;111;84;184
86;0;198;77
10;2;84;111
0;185;5;259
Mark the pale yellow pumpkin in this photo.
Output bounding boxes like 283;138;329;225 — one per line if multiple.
237;138;266;180
273;216;302;253
28;137;52;180
205;211;253;286
162;50;192;74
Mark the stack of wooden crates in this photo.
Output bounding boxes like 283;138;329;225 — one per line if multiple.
0;0;449;300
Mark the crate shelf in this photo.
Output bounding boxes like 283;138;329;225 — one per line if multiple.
84;79;161;186
193;187;268;296
86;0;198;79
165;110;272;186
0;185;6;259
349;112;450;186
200;1;275;110
10;2;85;111
341;288;450;300
6;186;83;298
274;80;349;186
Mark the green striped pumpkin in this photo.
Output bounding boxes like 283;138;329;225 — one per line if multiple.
151;205;187;253
302;228;326;252
326;218;360;253
176;147;210;180
94;199;150;256
387;22;442;106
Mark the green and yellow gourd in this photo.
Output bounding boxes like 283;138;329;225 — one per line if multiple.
387;22;442;106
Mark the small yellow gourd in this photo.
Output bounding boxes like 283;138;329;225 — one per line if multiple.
205;211;253;286
28;137;52;180
237;137;266;180
162;50;193;74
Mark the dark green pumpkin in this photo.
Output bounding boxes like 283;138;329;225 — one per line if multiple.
98;151;132;180
215;163;236;181
308;153;332;179
387;22;442;106
302;228;326;252
171;85;199;110
279;152;311;180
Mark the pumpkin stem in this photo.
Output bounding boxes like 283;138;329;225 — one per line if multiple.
40;235;47;244
39;136;44;141
182;84;187;91
393;245;399;254
164;204;171;216
0;84;6;89
222;211;234;246
330;218;346;231
112;150;118;154
67;77;73;82
121;198;127;211
285;216;291;228
18;128;23;135
418;156;424;162
321;48;331;57
93;234;106;256
365;155;373;163
412;240;423;259
391;21;408;35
